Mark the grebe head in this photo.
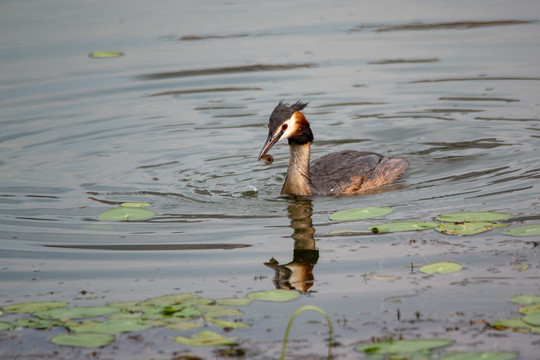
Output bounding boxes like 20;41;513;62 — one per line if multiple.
258;100;313;161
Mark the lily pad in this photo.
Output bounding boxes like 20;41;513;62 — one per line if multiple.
518;303;540;315
35;306;118;320
199;305;243;318
329;206;393;221
51;332;115;348
98;207;155;221
510;295;540;305
435;222;507;236
368;221;438;233
14;318;60;329
440;352;517;360
502;224;540;237
490;317;540;333
164;321;202;331
3;301;67;314
522;312;540;327
174;330;236;346
248;289;301;302
215;298;253;306
436;211;511;222
419;262;463;274
0;322;12;331
355;338;453;356
205;316;250;329
68;318;152;334
140;293;198;307
121;202;151;208
89;51;124;59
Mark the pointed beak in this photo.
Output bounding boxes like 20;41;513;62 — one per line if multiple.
258;130;284;161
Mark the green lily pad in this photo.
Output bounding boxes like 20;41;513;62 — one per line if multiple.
199;305;243;318
68;318;152;334
436;211;511;222
355;338;453;355
502;224;540;237
440;352;517;360
89;51;124;59
98;207;155;221
164;321;202;331
14;318;60;329
490;317;540;333
368;221;438;233
519;303;540;315
435;222;507;236
510;295;540;305
419;262;463;274
248;289;301;302
121;202;151;208
205;316;250;329
0;322;12;331
51;332;115;348
329;206;393;221
522;312;540;327
3;301;67;314
215;298;253;306
140;293;198;307
174;330;236;346
35;306;118;320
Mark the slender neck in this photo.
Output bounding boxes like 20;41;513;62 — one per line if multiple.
281;142;312;196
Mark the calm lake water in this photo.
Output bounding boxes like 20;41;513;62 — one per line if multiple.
1;0;539;358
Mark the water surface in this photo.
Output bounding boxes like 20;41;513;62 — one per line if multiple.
1;0;539;358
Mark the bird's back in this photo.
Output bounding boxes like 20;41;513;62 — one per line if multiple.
309;150;409;196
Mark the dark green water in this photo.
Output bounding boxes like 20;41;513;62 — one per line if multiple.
1;1;539;358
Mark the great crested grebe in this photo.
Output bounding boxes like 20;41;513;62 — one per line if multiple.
258;101;409;196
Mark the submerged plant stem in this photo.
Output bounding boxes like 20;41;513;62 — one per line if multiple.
281;305;333;360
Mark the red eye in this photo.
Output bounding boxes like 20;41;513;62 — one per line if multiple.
282;124;288;130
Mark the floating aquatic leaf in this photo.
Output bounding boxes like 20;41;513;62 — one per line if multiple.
518;303;540;315
248;289;300;302
215;298;253;306
0;322;12;331
199;305;243;318
368;221;438;233
490;317;540;333
419;262;463;274
522;312;540;327
436;211;511;222
502;224;540;237
205;316;250;329
169;307;202;319
14;318;60;329
355;338;453;355
510;295;540;305
440;352;518;360
328;229;371;235
98;207;155;221
174;330;236;346
3;301;67;314
51;332;115;348
164;321;202;331
121;202;151;208
35;306;118;320
106;301;138;309
329;207;393;221
140;293;198;307
435;222;507;236
89;51;124;59
68;318;152;334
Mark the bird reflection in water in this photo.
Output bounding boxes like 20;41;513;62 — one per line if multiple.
264;198;319;293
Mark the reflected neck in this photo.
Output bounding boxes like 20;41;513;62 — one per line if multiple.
281;142;312;196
